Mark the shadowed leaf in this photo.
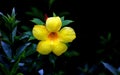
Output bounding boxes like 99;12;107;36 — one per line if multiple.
1;41;12;59
101;61;119;75
31;18;44;25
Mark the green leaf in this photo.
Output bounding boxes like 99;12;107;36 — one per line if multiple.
61;16;65;21
49;54;57;68
0;8;19;31
96;49;104;54
25;44;36;57
11;8;16;17
0;30;9;43
58;12;70;16
31;18;44;25
28;35;36;41
53;12;57;17
10;55;22;75
64;51;79;57
0;63;10;75
15;42;31;60
12;26;17;42
25;7;44;20
101;61;119;75
62;20;74;26
107;32;111;41
100;36;105;40
48;0;55;8
21;25;31;31
1;41;12;59
61;16;74;26
20;31;31;40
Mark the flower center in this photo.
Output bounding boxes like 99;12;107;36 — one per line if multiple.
48;32;58;40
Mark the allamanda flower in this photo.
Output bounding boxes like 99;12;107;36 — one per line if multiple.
32;16;76;56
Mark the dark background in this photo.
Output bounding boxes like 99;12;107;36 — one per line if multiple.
0;0;120;74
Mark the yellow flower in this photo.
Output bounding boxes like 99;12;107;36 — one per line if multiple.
32;17;76;56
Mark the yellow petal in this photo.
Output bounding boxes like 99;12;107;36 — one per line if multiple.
59;27;76;43
52;42;68;56
32;25;48;40
37;41;52;55
46;17;62;32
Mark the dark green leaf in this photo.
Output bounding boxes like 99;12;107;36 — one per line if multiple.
108;32;111;41
101;61;119;75
64;51;79;57
20;31;32;40
10;56;21;75
28;35;36;41
48;0;55;8
12;26;17;42
62;20;74;26
0;30;9;43
0;63;9;75
31;18;44;25
21;25;31;31
96;49;104;54
25;44;36;56
59;12;70;16
49;54;57;68
26;7;44;19
1;41;12;59
15;42;31;59
100;36;105;40
61;16;64;21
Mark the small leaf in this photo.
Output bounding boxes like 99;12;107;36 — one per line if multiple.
107;32;111;41
49;54;57;68
0;12;3;16
96;49;104;54
48;0;55;8
100;36;105;40
11;8;16;17
101;61;119;75
28;35;36;41
12;26;17;42
31;18;44;25
25;7;44;19
25;44;36;56
1;41;12;59
20;31;32;40
64;51;79;57
59;12;70;16
21;25;31;31
53;12;56;17
61;16;65;21
62;20;74;26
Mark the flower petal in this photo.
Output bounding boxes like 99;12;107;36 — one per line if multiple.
32;25;48;40
52;42;68;56
46;17;62;32
37;41;52;55
59;27;76;43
